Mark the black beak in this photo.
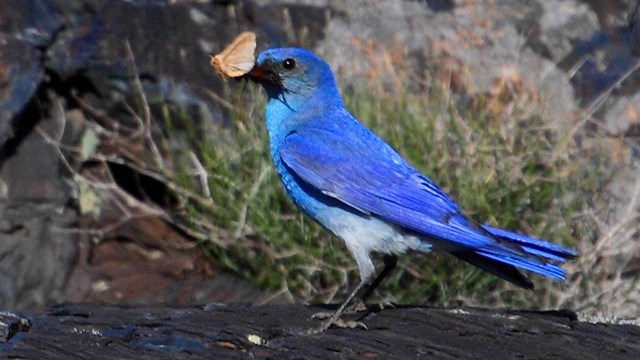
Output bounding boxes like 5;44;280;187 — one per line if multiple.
247;59;281;86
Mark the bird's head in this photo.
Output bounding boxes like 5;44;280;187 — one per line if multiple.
248;47;341;108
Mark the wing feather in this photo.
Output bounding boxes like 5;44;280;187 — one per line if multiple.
279;126;498;251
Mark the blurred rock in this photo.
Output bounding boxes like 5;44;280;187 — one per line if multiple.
0;0;59;146
0;0;300;312
0;108;76;310
604;92;640;136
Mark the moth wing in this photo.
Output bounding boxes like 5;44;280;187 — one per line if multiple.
211;31;256;78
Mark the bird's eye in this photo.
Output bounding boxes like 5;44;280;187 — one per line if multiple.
282;58;296;70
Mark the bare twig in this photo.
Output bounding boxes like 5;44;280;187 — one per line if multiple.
189;151;212;198
125;40;165;169
232;164;271;241
585;59;640;118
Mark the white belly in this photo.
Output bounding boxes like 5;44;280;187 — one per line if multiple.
317;206;432;281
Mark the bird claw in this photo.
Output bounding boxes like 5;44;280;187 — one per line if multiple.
303;317;368;335
307;302;372;333
311;300;370;322
330;318;368;330
310;303;368;321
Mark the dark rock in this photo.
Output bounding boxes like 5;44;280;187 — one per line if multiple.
0;0;260;312
0;310;30;343
0;0;58;146
0;114;77;310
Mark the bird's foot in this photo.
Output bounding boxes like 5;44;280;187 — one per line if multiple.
311;299;368;321
311;302;367;320
329;318;368;330
306;300;371;334
303;317;367;335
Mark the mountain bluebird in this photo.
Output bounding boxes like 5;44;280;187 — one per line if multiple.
247;47;577;332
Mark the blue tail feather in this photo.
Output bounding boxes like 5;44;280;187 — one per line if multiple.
474;249;568;280
482;225;578;261
453;225;577;289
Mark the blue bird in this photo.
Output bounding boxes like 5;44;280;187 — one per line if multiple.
247;47;577;331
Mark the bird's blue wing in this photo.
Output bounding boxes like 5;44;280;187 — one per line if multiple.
280;126;512;253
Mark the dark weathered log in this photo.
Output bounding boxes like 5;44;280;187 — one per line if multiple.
1;303;638;359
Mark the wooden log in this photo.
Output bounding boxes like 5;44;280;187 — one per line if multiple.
1;303;638;359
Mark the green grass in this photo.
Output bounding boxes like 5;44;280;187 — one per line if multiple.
163;79;602;309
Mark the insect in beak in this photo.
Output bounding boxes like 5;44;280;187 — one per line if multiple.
210;31;256;78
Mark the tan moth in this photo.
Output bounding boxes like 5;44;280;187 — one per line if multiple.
210;31;257;78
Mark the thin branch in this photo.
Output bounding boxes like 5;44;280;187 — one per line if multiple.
189;151;212;198
584;59;640;118
232;164;271;241
125;40;165;169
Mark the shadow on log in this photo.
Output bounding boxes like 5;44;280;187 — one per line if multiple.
1;303;639;359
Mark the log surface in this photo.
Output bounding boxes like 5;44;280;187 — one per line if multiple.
1;303;638;359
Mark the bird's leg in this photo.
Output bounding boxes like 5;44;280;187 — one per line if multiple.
357;254;398;307
341;254;399;314
308;255;399;333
